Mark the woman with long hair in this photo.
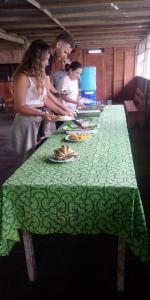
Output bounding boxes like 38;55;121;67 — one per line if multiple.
10;39;73;160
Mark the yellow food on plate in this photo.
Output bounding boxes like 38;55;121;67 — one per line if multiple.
68;133;92;141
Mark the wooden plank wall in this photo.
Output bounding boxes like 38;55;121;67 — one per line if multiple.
54;46;136;102
0;49;24;64
0;82;12;99
0;46;136;102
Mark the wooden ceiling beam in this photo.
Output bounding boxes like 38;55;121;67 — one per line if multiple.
43;0;143;9
26;34;144;42
0;16;48;23
77;40;139;45
2;23;58;30
76;36;142;41
75;34;144;40
2;19;150;31
54;7;150;19
78;43;137;48
0;16;150;26
69;26;150;32
59;17;150;27
25;0;72;35
77;39;141;44
9;25;149;34
73;30;147;36
0;29;25;44
24;29;146;38
69;24;150;30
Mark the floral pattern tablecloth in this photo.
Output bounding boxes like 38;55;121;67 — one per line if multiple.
0;105;150;262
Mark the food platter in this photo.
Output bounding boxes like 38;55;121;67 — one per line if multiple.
72;119;96;128
76;108;100;117
48;145;79;162
65;129;97;134
65;133;93;142
48;153;80;163
62;119;97;134
55;115;75;122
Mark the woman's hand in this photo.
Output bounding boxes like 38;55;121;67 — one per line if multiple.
78;98;87;108
66;109;77;118
44;111;56;122
78;103;86;109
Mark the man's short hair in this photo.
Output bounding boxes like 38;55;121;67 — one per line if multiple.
56;33;75;49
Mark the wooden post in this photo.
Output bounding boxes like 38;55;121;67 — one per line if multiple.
117;237;126;292
22;230;37;282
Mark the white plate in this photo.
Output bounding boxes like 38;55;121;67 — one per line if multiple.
62;120;97;132
48;153;80;163
77;109;100;114
56;116;75;121
66;129;97;134
65;135;92;142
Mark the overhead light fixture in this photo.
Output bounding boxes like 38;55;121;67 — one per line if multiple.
88;49;103;54
111;3;119;10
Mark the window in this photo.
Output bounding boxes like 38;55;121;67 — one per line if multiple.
136;32;150;79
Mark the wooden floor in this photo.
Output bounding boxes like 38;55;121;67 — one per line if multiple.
0;110;150;299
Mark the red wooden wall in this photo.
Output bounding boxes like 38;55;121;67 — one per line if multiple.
53;46;136;102
0;82;12;99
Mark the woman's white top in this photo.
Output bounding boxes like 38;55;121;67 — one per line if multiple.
25;77;47;106
57;74;78;110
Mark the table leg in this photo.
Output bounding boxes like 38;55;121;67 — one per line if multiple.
117;238;126;292
22;230;37;281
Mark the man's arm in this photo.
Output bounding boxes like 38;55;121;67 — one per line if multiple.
45;76;75;116
48;77;58;94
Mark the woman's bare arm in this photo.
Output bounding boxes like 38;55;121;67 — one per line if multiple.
44;97;69;115
62;94;78;105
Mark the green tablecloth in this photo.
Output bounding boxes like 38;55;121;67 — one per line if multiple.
0;105;150;262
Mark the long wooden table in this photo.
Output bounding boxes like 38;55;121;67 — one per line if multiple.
1;105;150;291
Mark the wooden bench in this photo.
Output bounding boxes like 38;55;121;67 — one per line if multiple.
124;88;146;128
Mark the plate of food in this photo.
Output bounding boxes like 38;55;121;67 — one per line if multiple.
65;133;93;142
55;115;75;122
77;105;99;111
76;108;100;117
63;119;96;130
65;129;97;134
48;145;79;163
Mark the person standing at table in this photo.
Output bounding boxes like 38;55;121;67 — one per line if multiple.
57;61;84;111
45;32;75;97
10;39;74;161
51;56;71;91
45;33;74;76
45;33;77;118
